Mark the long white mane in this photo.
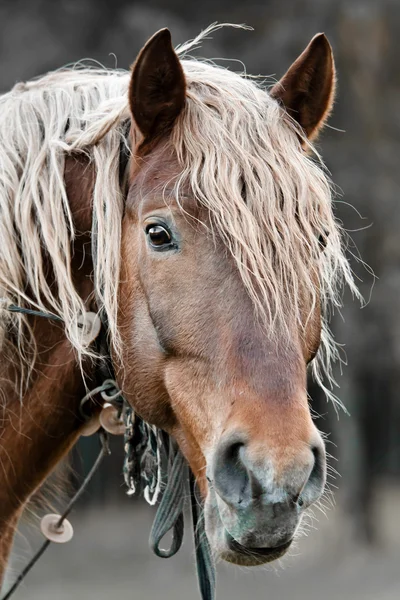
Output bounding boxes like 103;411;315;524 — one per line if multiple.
0;24;359;400
0;67;129;369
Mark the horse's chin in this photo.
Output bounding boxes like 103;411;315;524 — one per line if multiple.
204;495;293;567
219;539;291;567
207;525;292;567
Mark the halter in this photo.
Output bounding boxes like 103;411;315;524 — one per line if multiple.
0;136;215;600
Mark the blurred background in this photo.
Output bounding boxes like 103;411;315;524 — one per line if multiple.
1;0;399;598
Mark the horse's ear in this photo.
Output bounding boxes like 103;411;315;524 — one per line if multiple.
129;28;186;144
270;33;335;141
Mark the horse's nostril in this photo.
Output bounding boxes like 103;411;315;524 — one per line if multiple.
299;442;326;507
310;444;326;485
212;434;251;508
212;433;326;512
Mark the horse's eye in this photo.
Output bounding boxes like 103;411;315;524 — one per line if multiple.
146;224;172;248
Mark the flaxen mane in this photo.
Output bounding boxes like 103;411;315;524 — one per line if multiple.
0;24;358;402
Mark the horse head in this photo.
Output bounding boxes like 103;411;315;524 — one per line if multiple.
117;28;342;566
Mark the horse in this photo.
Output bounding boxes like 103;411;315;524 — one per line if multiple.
0;23;357;595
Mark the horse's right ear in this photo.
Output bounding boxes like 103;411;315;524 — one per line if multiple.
129;29;186;145
270;33;335;141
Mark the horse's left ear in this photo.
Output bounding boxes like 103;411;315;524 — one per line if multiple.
270;33;335;141
129;28;186;144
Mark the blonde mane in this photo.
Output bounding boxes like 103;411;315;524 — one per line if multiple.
0;25;358;401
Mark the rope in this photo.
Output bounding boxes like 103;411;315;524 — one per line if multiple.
149;443;216;598
79;379;122;419
1;432;110;600
190;472;216;600
1;542;51;600
0;299;63;322
149;440;186;558
123;409;163;504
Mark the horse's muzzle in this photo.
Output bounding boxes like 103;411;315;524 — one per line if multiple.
204;428;326;566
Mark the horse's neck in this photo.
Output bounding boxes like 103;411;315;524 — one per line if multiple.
0;155;95;579
0;325;88;575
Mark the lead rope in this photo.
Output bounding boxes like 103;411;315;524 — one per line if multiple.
149;438;186;558
148;440;216;599
190;473;216;600
124;408;215;598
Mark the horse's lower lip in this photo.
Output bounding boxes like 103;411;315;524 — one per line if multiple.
226;533;292;558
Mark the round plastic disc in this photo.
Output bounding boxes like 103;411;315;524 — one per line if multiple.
40;514;74;543
72;311;101;345
80;413;101;437
99;405;125;435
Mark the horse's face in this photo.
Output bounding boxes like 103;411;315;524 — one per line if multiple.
118;29;336;566
120;149;324;565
